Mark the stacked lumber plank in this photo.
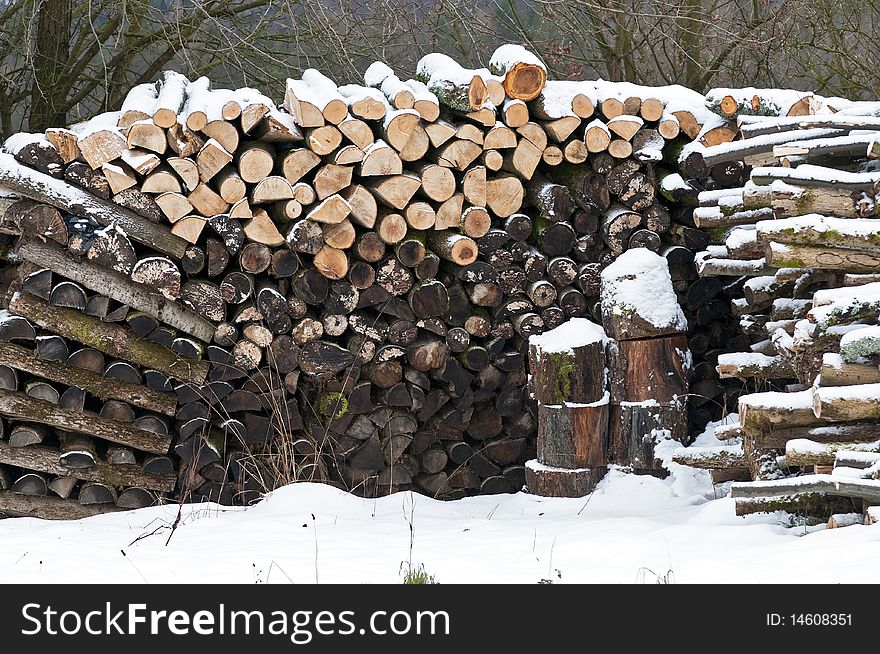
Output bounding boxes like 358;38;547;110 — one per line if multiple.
0;46;792;519
672;98;880;523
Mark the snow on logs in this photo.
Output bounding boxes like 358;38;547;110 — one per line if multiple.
0;44;822;517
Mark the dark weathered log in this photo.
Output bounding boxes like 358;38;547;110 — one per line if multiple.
9;291;208;385
537;402;608;468
609;400;688;471
0;388;171;454
529;323;607;405
525;459;604;497
0;155;188;258
0;490;123;519
18;239;215;343
608;334;690;404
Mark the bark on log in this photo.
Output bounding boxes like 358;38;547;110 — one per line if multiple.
9;291;208;385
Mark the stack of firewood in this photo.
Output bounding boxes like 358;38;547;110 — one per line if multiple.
0;46;811;519
671;99;880;523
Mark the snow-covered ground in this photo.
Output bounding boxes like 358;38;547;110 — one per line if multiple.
1;423;878;584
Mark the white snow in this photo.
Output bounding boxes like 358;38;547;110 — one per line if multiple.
69;111;122;138
298;69;345;109
364;62;394;88
536;81;597;118
813;281;880;307
758;214;880;241
704;127;841;158
528;317;607;353
3;132;52;155
585;117;610;136
752;163;880;186
4;462;879;584
705;87;813;116
717;352;784;369
404;79;438;106
338;84;386;106
117;82;159;120
489;44;546;74
660;172;691;194
600;249;687;332
416;53;477;87
525;459;593;474
725;226;757;252
739;388;813;410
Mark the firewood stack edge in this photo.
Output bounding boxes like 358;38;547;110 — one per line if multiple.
671;93;880;526
0;45;869;519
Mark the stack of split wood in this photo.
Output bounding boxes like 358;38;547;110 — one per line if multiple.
672;98;880;524
0;44;779;519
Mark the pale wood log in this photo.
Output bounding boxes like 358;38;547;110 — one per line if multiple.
250;176;294;205
0;157;183;258
126;120;167;155
334;144;363;165
502;139;541;180
196;138;233;183
322;219;356;249
813;383;880;421
767;241;880;273
188;183;230;216
212;167;247;204
428;232;478;264
432;139;482;170
304;125;343;156
730;475;880;504
202;119;240;154
0;388;170;454
0;491;123;519
819;353;880;386
314;163;353;200
501;99;529;128
100;161;137;194
152;70;189;128
171;216;207;243
243;208;285;246
166;156;199;190
416;53;489;111
341;184;378;228
250;107;304;143
0;440;174;491
434;193;465;230
365;174;421;209
338;116;375;150
0;340;174;415
486;174;525;218
307;194;351;224
44;128;80;164
313;246;349;280
279;149;321;187
376;212;408;244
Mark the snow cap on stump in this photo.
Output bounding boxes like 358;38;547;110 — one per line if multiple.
528;316;608;355
600;248;687;340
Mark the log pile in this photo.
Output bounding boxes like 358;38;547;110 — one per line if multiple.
672;98;880;524
0;47;842;518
